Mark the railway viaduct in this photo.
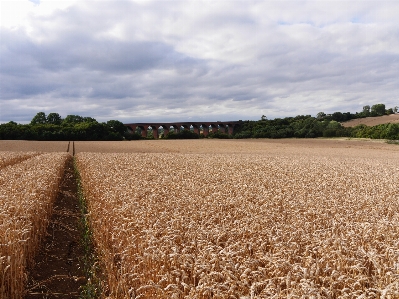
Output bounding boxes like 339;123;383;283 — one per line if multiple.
124;121;242;139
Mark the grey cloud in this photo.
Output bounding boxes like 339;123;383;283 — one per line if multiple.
1;0;399;123
0;26;206;101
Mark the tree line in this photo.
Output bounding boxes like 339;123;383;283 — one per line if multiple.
0;112;132;141
233;104;399;140
0;104;398;141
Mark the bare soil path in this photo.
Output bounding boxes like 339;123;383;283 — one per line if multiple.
25;155;87;298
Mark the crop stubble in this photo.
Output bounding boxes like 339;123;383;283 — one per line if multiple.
75;143;399;298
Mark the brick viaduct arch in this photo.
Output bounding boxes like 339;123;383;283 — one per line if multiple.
124;121;242;139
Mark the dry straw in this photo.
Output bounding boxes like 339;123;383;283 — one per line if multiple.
0;152;69;299
76;150;399;299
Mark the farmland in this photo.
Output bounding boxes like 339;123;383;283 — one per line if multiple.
0;152;69;299
0;151;40;169
0;138;396;156
75;140;399;298
342;114;399;128
1;139;399;298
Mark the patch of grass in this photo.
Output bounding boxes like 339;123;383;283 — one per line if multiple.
386;140;399;145
74;158;103;299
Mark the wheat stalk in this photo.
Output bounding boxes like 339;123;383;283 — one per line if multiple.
0;152;69;299
75;148;399;298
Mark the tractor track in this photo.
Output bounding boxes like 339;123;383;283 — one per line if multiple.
25;155;87;298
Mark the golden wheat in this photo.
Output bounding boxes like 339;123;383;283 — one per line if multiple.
0;140;69;153
0;151;40;169
0;152;69;299
71;138;396;155
76;145;399;298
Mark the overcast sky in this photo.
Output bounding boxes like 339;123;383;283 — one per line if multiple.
1;0;398;123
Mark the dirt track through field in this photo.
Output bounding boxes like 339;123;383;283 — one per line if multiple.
25;156;87;298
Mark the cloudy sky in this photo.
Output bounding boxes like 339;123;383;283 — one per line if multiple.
1;0;398;123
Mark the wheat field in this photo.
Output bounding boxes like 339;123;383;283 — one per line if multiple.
0;152;69;299
0;140;68;153
1;139;399;298
75;144;399;298
0;151;40;169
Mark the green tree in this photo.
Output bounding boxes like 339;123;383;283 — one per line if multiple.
73;122;111;140
106;120;127;135
47;113;62;125
331;112;347;122
83;117;97;123
386;108;394;115
385;123;399;140
326;120;342;130
62;115;84;125
146;129;154;139
362;105;371;116
371;104;385;116
30;112;47;125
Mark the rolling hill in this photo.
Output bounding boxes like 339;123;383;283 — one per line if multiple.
342;114;399;127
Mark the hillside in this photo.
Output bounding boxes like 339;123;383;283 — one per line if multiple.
342;114;399;127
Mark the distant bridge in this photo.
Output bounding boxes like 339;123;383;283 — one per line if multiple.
124;121;242;138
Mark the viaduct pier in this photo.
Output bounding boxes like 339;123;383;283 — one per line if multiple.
124;121;242;138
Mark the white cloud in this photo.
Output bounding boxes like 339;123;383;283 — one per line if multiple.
1;0;399;123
